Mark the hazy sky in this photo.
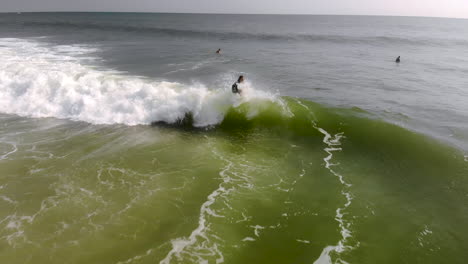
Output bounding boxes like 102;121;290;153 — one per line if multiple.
2;0;468;19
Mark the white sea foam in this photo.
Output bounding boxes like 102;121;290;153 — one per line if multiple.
250;225;265;237
0;38;279;127
0;196;18;205
417;225;434;248
294;99;355;264
159;149;234;264
314;128;354;264
0;142;17;160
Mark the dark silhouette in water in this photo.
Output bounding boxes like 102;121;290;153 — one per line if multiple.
396;56;401;63
232;75;244;95
216;48;221;54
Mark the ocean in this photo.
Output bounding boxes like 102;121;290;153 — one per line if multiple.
0;12;467;264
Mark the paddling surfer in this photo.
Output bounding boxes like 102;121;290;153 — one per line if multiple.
232;75;244;95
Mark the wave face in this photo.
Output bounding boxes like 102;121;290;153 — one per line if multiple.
1;83;467;264
0;38;280;126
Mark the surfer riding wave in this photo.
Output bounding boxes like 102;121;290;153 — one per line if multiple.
232;75;244;95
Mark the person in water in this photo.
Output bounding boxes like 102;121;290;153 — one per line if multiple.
396;56;401;63
216;48;221;54
232;75;244;95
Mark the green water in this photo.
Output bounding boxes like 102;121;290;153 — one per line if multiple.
1;98;467;264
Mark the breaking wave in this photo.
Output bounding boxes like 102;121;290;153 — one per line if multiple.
0;38;282;127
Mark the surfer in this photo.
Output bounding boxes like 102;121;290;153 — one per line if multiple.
232;75;244;95
396;56;400;63
216;48;221;54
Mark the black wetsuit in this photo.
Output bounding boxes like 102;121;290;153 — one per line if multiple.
232;82;240;94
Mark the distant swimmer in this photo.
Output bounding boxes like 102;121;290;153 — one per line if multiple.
216;48;221;54
396;56;401;63
232;75;244;95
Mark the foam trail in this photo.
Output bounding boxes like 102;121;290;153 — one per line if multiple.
313;128;354;264
293;98;355;264
159;183;226;264
0;142;18;160
159;148;232;264
0;38;279;127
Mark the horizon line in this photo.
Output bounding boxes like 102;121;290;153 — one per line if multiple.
1;11;467;20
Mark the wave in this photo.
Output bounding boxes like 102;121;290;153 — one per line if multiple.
18;21;468;47
1;37;467;166
0;38;283;127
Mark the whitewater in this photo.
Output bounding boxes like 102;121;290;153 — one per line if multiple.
0;38;279;127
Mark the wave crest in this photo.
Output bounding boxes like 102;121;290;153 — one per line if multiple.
0;38;280;127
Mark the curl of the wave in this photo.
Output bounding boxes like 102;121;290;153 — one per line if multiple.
0;38;281;127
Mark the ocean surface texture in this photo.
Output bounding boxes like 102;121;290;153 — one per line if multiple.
0;13;467;264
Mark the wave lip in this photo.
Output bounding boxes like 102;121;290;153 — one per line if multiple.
0;38;279;127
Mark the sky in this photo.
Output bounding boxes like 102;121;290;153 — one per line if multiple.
2;0;468;19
